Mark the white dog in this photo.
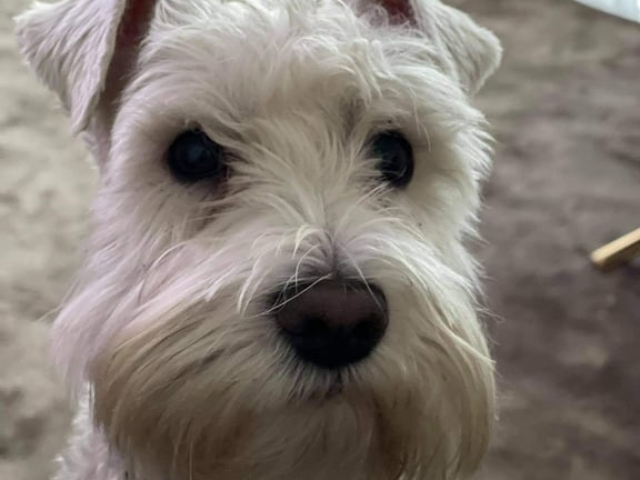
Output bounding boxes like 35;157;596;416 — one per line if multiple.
16;0;501;479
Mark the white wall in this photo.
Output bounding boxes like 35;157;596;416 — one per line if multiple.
575;0;640;22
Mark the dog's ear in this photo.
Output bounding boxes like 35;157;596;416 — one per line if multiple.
423;1;502;94
15;0;157;138
378;0;502;94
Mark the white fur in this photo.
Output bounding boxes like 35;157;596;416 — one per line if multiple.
15;0;127;133
16;1;502;479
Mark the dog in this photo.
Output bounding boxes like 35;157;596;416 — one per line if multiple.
16;0;501;479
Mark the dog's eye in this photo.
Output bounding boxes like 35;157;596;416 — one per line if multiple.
167;129;226;182
371;131;414;188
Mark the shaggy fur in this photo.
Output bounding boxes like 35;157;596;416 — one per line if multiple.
15;1;501;479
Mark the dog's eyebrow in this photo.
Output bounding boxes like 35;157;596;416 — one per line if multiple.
340;97;365;136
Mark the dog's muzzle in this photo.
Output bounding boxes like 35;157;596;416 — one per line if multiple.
272;280;388;369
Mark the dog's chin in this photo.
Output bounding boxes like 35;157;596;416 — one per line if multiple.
91;302;493;480
93;354;487;480
91;343;422;480
94;372;412;480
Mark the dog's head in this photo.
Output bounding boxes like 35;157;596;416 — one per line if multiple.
17;1;501;479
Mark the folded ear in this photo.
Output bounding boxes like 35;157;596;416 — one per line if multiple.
378;0;502;94
423;1;502;94
15;0;157;142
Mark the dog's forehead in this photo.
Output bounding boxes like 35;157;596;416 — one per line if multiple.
123;0;450;137
138;0;438;104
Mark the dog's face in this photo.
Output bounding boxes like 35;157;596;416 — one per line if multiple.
17;1;501;479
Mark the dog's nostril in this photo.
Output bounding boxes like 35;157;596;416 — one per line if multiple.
272;280;388;369
288;315;327;338
352;318;382;340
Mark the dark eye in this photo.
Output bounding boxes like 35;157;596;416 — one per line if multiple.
370;131;414;188
167;129;227;182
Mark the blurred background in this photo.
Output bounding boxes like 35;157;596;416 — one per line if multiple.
1;0;639;479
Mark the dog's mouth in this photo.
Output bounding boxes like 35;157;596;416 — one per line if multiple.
313;375;344;401
291;372;346;404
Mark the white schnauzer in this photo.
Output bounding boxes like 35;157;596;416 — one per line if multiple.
16;0;501;479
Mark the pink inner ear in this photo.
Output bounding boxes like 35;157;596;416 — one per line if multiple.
378;0;414;23
90;0;158;163
118;0;157;47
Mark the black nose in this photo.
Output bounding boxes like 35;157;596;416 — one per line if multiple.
272;280;388;369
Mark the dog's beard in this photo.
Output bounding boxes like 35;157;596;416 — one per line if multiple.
90;262;494;480
51;194;496;480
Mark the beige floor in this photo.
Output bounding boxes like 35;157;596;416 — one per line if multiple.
1;0;639;479
1;1;92;479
